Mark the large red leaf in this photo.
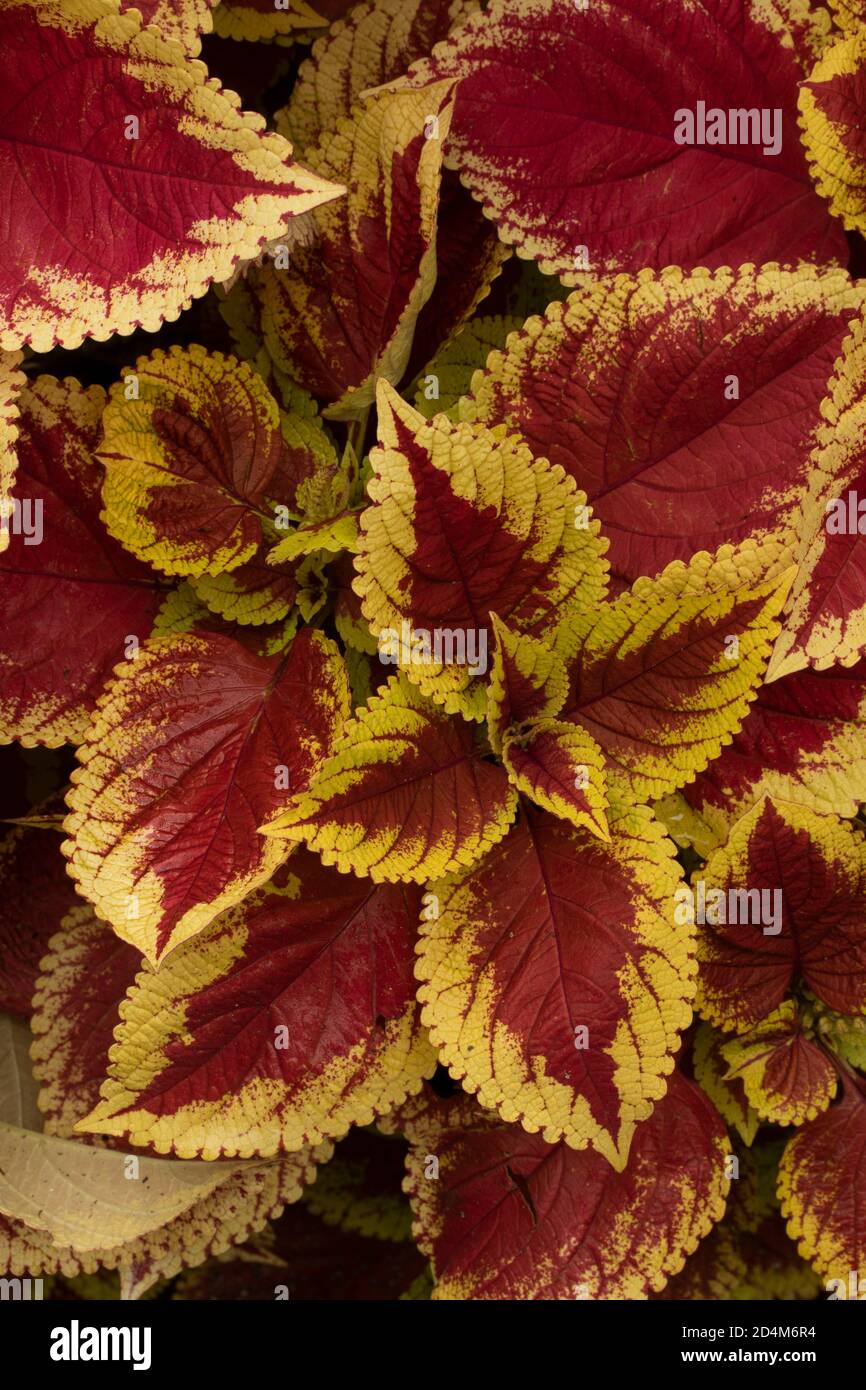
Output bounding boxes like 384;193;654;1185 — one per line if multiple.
393;0;844;280
403;1073;729;1299
79;854;436;1158
416;800;691;1167
0;377;166;747
0;0;340;352
467;266;864;588
63;627;349;965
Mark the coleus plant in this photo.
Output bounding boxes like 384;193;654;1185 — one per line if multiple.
2;0;866;1304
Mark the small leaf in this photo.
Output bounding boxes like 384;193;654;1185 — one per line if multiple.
720;1003;838;1127
413;316;520;420
355;383;608;720
556;546;794;803
99;347;335;581
501;720;609;839
264;674;517;883
695;798;866;1033
486;616;568;753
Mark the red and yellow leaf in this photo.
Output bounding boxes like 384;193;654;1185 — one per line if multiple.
486;617;568;754
416;800;690;1168
767;319;866;680
501;721;609;840
555;546;794;804
277;0;477;155
0;0;341;353
800;30;866;236
264;674;517;883
778;1079;866;1289
191;553;299;627
695;798;866;1033
0;377;166;747
78;854;436;1158
466;266;865;588
720;1003;838;1127
99;346;337;581
828;0;865;38
392;0;842;280
30;904;141;1136
63;627;349;965
402;1073;729;1299
355;383;608;720
688;659;866;839
250;83;456;418
655;1140;820;1301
